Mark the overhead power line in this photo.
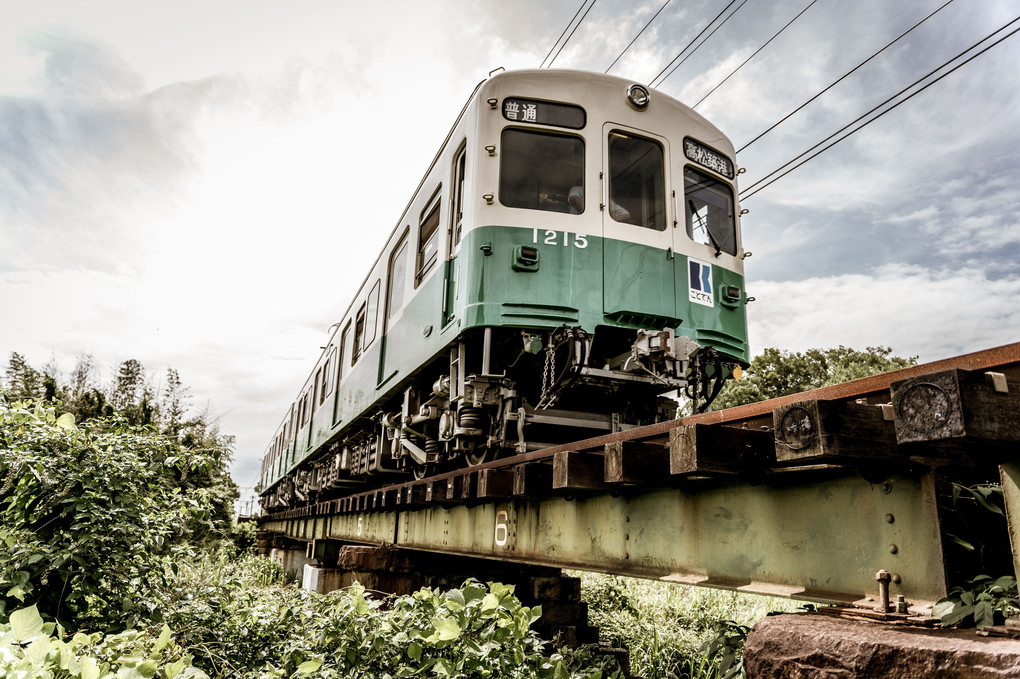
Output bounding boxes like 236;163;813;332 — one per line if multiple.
649;0;746;88
737;0;958;153
739;16;1020;201
605;0;672;74
542;0;599;68
693;0;821;109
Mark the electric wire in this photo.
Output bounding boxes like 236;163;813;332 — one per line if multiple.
540;0;591;68
740;16;1020;201
605;0;672;74
547;0;599;68
649;0;744;88
737;0;958;153
692;0;821;109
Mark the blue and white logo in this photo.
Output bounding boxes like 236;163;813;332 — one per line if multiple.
688;259;714;307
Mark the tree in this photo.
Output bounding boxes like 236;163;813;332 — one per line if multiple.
160;367;189;439
0;401;232;629
713;345;917;411
3;352;43;402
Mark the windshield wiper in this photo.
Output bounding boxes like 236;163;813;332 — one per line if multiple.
690;200;722;257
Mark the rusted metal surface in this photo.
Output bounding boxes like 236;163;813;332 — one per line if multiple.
259;342;1020;610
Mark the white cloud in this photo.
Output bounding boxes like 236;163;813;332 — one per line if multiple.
748;265;1020;362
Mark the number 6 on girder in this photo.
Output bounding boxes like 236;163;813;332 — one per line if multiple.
494;510;509;547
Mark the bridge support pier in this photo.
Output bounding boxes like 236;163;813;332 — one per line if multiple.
744;612;1020;677
321;544;602;649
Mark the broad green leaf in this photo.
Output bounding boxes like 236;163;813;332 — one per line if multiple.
433;616;462;641
81;657;102;679
407;641;422;660
974;600;996;629
10;605;45;642
152;624;172;653
296;659;322;675
480;593;500;611
55;413;77;430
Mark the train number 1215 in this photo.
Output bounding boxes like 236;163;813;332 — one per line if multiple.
533;229;588;249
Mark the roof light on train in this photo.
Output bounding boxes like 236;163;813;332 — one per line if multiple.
627;84;650;110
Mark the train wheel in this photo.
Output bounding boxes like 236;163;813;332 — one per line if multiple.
411;462;436;480
464;447;491;467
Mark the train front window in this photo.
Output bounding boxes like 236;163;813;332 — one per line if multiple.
499;128;584;214
608;131;665;230
684;167;736;256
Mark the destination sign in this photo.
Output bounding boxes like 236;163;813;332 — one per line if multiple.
683;138;734;179
502;97;585;129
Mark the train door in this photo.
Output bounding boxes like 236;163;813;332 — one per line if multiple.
601;125;681;326
443;144;467;328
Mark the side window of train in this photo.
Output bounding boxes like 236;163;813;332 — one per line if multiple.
337;323;350;382
451;145;466;247
684;167;737;256
499;128;584;214
608;131;666;230
321;346;336;403
416;189;441;286
352;280;381;363
313;368;321;408
388;232;409;321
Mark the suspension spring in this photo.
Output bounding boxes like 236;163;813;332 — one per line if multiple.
458;406;487;429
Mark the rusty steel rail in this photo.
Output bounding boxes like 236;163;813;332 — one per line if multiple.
260;342;1020;611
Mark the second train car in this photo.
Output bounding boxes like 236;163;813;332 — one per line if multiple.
259;69;751;510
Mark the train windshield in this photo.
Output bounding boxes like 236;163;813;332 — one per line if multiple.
608;131;666;230
499;128;584;214
684;168;736;256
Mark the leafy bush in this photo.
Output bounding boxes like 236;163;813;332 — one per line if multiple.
163;556;622;679
1;604;208;678
933;575;1020;629
0;400;230;630
580;573;797;679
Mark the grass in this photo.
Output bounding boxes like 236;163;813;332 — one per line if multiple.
575;572;802;678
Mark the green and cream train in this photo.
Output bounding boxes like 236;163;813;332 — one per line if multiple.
259;69;751;510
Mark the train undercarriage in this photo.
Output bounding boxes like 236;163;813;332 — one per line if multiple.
261;325;736;510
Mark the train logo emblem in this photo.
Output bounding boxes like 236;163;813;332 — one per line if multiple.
689;259;714;307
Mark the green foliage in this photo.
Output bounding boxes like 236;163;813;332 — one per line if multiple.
580;573;797;678
161;556;620;679
0;400;231;630
933;575;1020;630
714;346;916;410
0;604;209;678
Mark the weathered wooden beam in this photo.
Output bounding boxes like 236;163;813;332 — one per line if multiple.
773;400;901;465
891;369;1020;455
604;440;670;484
513;462;553;497
426;479;454;505
669;423;774;477
477;468;514;499
395;484;427;508
459;472;477;502
553;451;610;491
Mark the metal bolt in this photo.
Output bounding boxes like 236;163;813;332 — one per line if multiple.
889;544;899;554
885;513;895;523
895;594;908;614
875;570;891;612
882;483;893;494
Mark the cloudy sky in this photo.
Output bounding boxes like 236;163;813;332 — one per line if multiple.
2;0;1018;492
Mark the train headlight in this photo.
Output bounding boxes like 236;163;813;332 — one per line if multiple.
626;84;650;110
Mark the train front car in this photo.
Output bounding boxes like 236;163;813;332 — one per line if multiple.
258;69;749;510
447;70;750;453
